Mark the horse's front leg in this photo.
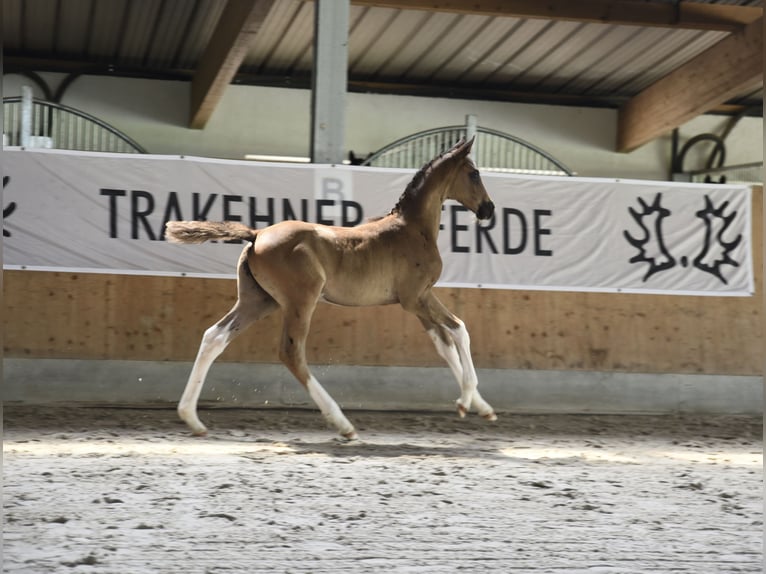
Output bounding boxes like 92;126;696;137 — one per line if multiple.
279;304;358;440
414;293;496;420
443;317;497;421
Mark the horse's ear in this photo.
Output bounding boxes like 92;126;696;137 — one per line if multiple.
450;137;474;158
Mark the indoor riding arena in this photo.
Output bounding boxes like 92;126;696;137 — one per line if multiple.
3;2;763;573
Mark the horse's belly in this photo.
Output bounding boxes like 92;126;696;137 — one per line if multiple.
321;280;398;307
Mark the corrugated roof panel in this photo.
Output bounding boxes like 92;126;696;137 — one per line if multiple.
286;1;318;74
742;87;764;101
616;29;727;94
3;0;23;49
23;0;59;54
291;2;317;74
536;24;645;93
510;21;592;87
243;0;307;71
693;0;761;4
143;0;200;68
565;26;666;95
442;16;523;83
118;0;163;66
88;0;128;62
171;0;226;70
349;8;425;78
372;11;461;80
289;40;316;75
461;18;551;85
403;14;491;80
348;7;405;74
485;20;583;86
53;0;93;58
431;16;522;82
256;1;314;74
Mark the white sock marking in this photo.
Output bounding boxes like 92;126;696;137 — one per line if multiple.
307;376;355;436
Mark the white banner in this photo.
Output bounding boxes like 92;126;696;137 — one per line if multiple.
2;149;754;296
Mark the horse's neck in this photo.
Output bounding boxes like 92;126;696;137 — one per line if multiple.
399;181;445;241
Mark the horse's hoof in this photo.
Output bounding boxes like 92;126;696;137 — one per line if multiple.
456;403;468;418
184;421;208;436
482;412;498;422
341;430;359;442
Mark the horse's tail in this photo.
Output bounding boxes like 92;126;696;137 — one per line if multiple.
165;220;258;244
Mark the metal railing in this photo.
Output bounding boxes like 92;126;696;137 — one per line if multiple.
362;124;573;175
3;94;146;154
684;162;763;185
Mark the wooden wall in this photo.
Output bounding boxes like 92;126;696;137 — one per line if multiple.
4;188;762;376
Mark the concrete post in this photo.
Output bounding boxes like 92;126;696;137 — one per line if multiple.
310;0;349;164
465;114;477;159
20;86;33;148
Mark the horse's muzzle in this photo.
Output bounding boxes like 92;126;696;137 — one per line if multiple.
476;200;495;221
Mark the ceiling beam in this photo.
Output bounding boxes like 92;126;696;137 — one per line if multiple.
350;0;762;32
617;16;763;153
189;0;275;129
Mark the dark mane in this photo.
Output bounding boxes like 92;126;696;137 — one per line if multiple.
389;147;452;216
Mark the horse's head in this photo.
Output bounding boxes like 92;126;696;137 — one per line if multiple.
444;138;495;221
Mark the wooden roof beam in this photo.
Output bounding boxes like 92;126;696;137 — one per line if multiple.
617;16;763;153
189;0;275;129
350;0;762;32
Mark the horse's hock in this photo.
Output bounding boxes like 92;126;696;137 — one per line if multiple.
3;188;763;416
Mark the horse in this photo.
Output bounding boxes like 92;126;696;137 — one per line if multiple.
166;137;497;440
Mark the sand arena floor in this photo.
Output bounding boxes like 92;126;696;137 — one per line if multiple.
3;406;762;573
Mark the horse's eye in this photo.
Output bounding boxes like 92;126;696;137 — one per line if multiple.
469;170;480;182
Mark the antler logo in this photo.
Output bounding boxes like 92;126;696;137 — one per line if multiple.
624;192;742;284
3;176;15;238
623;193;675;281
693;196;742;284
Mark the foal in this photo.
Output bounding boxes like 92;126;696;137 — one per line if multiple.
166;138;497;439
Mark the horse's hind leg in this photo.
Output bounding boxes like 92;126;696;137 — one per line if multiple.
278;301;357;440
413;293;496;421
178;246;277;435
